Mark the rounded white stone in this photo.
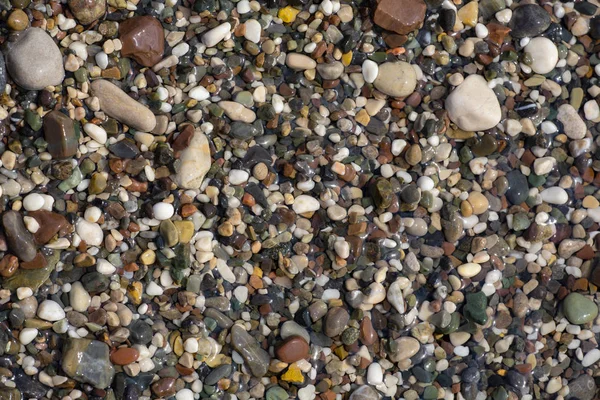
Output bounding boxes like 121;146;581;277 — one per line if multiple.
153;202;175;220
524;37;558;75
445;75;501;131
362;59;379;83
146;281;164;296
22;193;45;211
19;328;38;345
229;169;249;185
76;219;104;246
97;259;116;275
244;19;262;43
540;187;568;205
367;362;383;385
189;85;210;101
84;206;102;223
176;389;195;400
37;300;66;321
202;22;231;47
292;195;320;214
83;123;107;144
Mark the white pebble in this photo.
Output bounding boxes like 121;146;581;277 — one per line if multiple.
22;193;45;211
83;123;107;144
362;59;378;83
37;300;66;321
244;19;262;43
19;328;38;346
153;202;175;220
146;281;164;296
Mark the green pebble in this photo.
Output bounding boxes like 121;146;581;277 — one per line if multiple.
463;291;488;325
563;292;599;325
24;109;42;131
58;167;83;192
266;386;288;400
423;386;438;400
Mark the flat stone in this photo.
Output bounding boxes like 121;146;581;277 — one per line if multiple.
62;339;114;388
316;61;344;80
175;128;211;189
373;62;417;98
5;28;65;90
445;75;501;131
557;104;587;140
91;79;157;132
230;324;270;377
43;111;79;159
2;251;59;291
374;0;426;35
566;375;597;400
29;210;71;244
563;293;598;325
119;16;165;67
3;210;37;262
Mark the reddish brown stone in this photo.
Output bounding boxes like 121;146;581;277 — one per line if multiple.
275;336;310;363
360;317;377;345
119;16;165;67
19;252;47;270
374;0;426;35
151;377;177;398
110;347;139;365
0;254;18;278
28;210;72;245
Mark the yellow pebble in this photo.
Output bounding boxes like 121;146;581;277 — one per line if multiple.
355;109;371;126
342;51;353;66
139;249;156;265
333;346;348;360
457;1;478;27
467;192;489;215
281;364;304;383
278;6;300;23
460;200;473;217
174;220;195;244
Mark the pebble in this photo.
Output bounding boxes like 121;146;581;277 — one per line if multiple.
557;103;587;139
373;0;426;35
68;0;106;25
509;4;551;38
293;195;320;214
563;293;599;324
230;324;270;377
373;62;417;98
61;339;114;388
37;299;66;321
445;74;502;131
286;53;317;70
524;37;558;74
202;22;231;47
5;28;65;90
91;79;157;132
175;129;211;189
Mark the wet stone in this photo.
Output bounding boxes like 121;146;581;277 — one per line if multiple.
61;338;115;388
230;324;270;377
509;4;551;38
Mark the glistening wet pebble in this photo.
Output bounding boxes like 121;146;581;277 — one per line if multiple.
0;0;599;400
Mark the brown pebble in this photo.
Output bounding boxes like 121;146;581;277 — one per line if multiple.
275;336;310;363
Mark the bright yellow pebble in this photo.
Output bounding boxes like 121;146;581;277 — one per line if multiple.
281;364;304;383
278;6;300;23
342;51;353;66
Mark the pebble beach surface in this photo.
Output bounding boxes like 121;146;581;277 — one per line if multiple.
0;0;599;400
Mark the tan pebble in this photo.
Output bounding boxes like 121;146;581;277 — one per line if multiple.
467;192;489;215
460;200;473;217
253;163;268;180
582;195;599;209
